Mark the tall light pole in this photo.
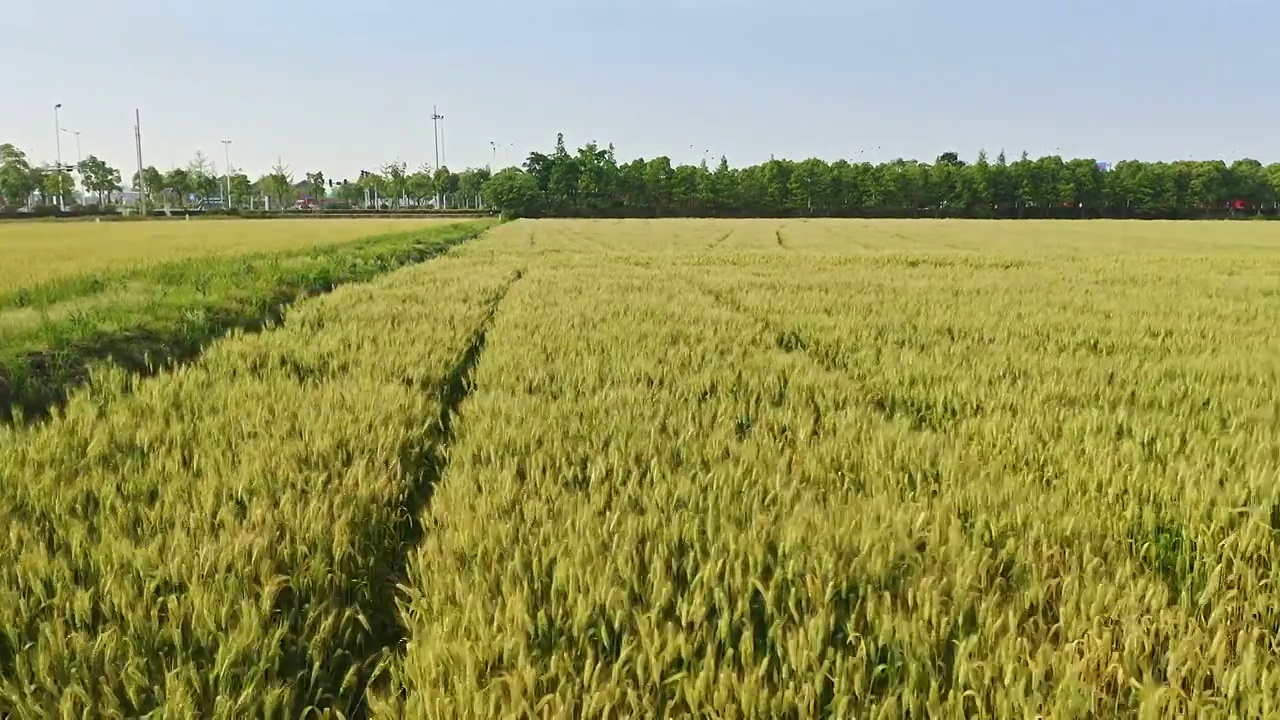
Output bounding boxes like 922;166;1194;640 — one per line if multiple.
490;141;497;171
53;103;65;210
60;127;82;207
61;128;82;165
221;140;233;207
506;142;514;168
134;109;147;215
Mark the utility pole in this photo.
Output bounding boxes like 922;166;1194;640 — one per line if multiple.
431;105;445;207
431;106;443;172
53;103;65;210
134;109;147;215
221;140;233;207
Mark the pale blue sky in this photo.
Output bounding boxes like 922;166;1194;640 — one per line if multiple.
5;0;1276;183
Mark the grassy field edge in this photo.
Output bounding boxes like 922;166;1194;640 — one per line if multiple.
0;219;498;424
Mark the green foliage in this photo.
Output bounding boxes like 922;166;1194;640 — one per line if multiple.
379;163;406;207
457;166;491;202
42;170;74;202
433;165;459;195
486;137;1280;219
261;162;294;210
482;168;543;218
76;155;123;205
162;167;192;207
7;136;1280;218
0;144;38;208
305;170;327;202
228;172;252;206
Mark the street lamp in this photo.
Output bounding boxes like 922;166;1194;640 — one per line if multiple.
221;140;233;207
53;103;65;210
490;141;497;171
60;128;82;208
60;128;82;166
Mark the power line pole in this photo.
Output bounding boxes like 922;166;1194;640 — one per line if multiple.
53;103;65;210
221;140;233;207
431;106;443;171
134;109;147;216
431;105;445;208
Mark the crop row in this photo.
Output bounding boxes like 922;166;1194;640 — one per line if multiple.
371;221;1280;717
0;243;520;715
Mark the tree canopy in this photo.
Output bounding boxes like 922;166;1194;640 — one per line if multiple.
484;138;1280;220
7;133;1280;219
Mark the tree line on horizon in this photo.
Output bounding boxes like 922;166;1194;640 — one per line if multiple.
9;134;1280;219
0;143;124;208
0;142;491;212
481;134;1280;220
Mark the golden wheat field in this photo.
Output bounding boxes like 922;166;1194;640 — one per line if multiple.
0;217;466;294
2;218;1280;717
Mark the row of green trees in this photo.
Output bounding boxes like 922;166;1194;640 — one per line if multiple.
128;152;305;211
0;141;494;213
11;133;1280;219
134;158;492;211
324;163;492;210
481;135;1280;219
0;144;123;207
131;152;483;208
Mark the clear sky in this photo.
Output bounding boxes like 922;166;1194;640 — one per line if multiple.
4;0;1276;183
